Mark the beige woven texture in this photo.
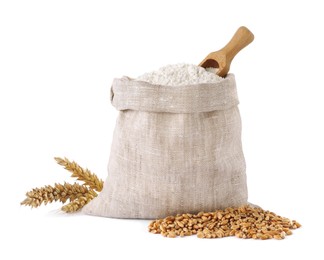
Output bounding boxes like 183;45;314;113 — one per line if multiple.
83;74;248;219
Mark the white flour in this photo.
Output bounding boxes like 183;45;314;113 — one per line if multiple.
137;63;222;86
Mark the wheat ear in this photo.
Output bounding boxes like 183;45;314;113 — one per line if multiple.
21;182;91;208
61;189;97;213
54;157;103;192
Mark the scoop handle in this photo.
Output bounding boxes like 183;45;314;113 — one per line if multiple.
220;26;254;64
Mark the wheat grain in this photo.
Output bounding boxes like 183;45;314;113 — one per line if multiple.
54;157;103;192
148;205;301;240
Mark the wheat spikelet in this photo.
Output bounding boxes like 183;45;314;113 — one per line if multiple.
21;182;90;208
54;157;103;192
61;189;97;213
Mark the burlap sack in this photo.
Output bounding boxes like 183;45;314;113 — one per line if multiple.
83;74;247;219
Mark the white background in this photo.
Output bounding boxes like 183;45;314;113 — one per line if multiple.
1;0;323;259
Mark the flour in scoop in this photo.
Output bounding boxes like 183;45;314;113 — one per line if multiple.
137;63;222;86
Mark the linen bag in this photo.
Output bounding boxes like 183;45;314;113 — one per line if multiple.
83;74;247;219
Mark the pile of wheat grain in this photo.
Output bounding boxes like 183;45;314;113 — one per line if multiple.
149;205;301;239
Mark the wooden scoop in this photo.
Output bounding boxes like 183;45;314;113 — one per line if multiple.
199;26;254;77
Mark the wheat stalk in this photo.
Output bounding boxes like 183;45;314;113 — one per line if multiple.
54;157;103;192
61;189;97;213
21;182;90;208
21;157;103;213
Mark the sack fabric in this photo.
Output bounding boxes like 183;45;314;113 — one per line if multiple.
83;74;248;219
